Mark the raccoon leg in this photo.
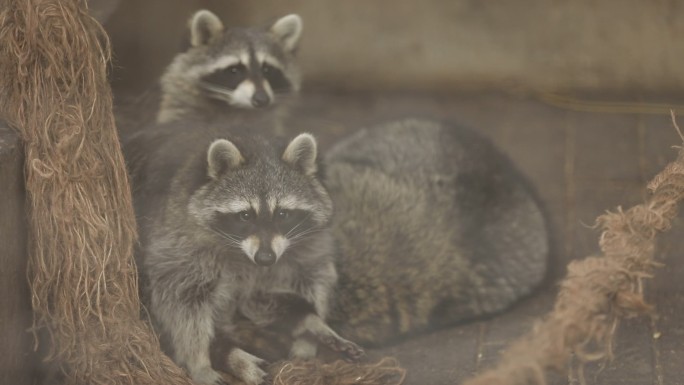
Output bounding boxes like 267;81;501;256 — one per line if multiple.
293;313;365;361
210;334;268;385
156;302;223;385
289;335;318;359
254;292;365;361
146;258;224;385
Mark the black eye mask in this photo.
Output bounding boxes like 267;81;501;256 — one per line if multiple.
201;64;248;91
260;63;292;93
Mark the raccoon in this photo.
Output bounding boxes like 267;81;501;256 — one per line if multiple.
124;120;362;385
156;10;302;129
322;118;550;347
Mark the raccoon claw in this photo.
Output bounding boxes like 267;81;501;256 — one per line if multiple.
227;349;268;385
261;374;275;385
257;358;271;369
320;335;365;361
342;342;366;362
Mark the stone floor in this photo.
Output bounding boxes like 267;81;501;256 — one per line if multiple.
282;90;684;385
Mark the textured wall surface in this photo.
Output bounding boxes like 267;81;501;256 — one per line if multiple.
107;0;684;94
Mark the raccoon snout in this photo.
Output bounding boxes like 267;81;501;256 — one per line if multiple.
254;249;276;266
251;90;271;108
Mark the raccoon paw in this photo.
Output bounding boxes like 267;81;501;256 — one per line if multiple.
190;366;225;385
227;348;268;385
320;335;365;362
289;337;318;359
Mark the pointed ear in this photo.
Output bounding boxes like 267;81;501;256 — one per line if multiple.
269;14;303;53
207;139;244;179
282;133;317;175
190;9;224;47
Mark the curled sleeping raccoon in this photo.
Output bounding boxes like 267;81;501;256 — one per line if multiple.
322;118;550;346
157;9;302;128
124;121;362;385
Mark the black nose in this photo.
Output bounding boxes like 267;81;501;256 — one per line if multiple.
254;249;276;266
251;90;270;108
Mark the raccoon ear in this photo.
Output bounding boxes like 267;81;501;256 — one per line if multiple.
283;133;317;175
190;9;224;47
207;139;244;179
269;14;303;53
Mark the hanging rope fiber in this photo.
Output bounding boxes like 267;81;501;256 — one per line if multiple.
0;1;193;384
460;112;684;385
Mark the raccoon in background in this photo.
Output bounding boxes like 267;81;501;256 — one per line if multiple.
124;121;362;385
115;9;302;138
157;9;302;128
323;118;550;347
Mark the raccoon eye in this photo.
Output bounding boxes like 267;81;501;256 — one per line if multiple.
274;209;311;234
275;209;307;226
238;211;252;221
202;64;248;91
261;64;290;92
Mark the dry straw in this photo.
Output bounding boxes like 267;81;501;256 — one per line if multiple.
461;112;684;385
270;357;407;385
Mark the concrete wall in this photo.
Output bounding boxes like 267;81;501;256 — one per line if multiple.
106;0;684;94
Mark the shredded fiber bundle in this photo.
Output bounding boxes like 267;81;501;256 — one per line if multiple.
270;357;407;385
0;1;193;384
462;115;684;385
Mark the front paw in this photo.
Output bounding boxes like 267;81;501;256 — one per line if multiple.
190;366;226;385
320;335;365;361
289;337;318;359
227;348;269;385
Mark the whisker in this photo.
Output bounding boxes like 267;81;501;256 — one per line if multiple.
208;227;242;247
285;213;313;238
199;82;235;102
211;227;241;241
287;228;324;245
285;220;306;238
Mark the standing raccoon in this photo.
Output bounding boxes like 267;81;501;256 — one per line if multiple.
124;121;362;385
157;9;302;129
323;119;550;346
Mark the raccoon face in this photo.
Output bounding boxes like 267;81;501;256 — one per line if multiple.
189;134;332;266
186;10;302;109
210;204;316;266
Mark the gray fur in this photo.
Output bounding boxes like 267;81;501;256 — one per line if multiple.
323;118;550;346
125;121;357;385
158;10;302;128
